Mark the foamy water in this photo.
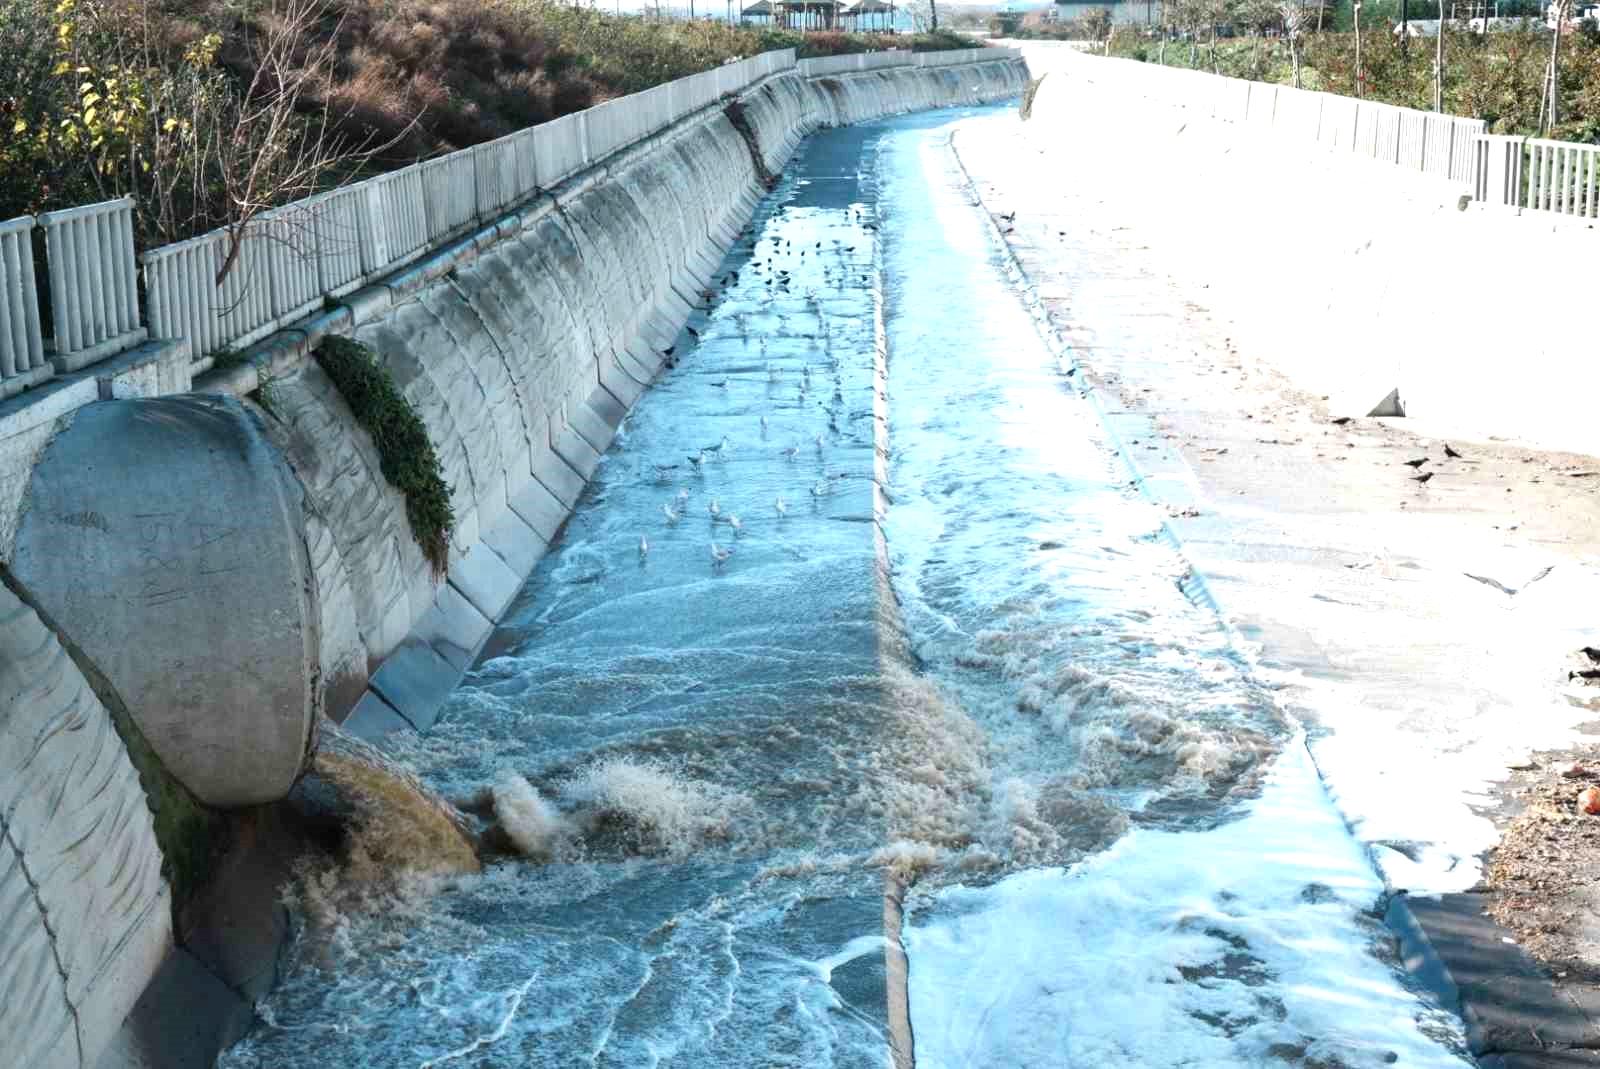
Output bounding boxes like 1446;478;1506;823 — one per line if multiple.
221;109;1469;1069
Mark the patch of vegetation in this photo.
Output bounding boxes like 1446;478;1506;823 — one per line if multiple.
0;0;985;235
315;336;454;577
1095;22;1600;141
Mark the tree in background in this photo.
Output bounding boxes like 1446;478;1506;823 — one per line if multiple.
1207;0;1234;73
4;0;393;269
1082;6;1114;46
1544;0;1573;129
1353;0;1365;95
1237;0;1282;77
1433;0;1446;110
1281;0;1308;86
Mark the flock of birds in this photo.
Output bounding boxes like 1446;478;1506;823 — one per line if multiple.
1401;440;1465;486
634;205;874;571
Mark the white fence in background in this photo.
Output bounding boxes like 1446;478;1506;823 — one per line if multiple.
1524;138;1600;217
0;216;48;399
797;46;1020;77
1040;49;1487;185
0;44;1022;379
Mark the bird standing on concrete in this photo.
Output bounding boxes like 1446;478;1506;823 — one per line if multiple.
1404;457;1429;469
708;498;721;518
774;496;788;517
1444;444;1464;459
639;536;650;558
711;542;733;568
662;504;680;525
1412;472;1434;485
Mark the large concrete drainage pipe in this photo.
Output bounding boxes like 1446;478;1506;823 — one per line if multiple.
11;395;318;807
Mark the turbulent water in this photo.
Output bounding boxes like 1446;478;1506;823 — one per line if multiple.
221;108;1470;1069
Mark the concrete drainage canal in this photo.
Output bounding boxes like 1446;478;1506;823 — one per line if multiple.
147;106;1473;1068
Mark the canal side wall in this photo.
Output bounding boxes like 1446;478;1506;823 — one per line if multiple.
1017;45;1600;455
0;56;1026;1069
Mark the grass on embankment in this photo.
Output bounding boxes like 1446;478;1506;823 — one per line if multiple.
0;0;976;237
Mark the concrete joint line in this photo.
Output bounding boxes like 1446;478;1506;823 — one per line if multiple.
444;274;537;476
0;815;83;1061
414;291;486;524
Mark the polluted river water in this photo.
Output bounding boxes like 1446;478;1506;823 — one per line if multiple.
220;106;1471;1068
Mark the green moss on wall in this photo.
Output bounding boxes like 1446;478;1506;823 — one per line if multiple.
315;336;455;577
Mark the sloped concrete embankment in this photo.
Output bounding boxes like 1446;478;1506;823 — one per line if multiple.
1020;50;1599;456
0;58;1025;1069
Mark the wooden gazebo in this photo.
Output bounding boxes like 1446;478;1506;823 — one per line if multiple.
841;0;898;30
769;0;845;29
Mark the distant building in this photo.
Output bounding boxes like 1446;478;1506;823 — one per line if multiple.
1054;0;1163;26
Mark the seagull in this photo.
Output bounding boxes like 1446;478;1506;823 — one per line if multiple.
676;488;690;507
662;503;680;525
711;542;733;567
1403;457;1429;469
811;480;830;497
1464;565;1554;597
760;415;769;432
781;445;799;461
774;496;788;517
708;498;721;518
690;450;707;469
815;433;825;451
639;536;650;558
727;515;743;535
1444;443;1464;459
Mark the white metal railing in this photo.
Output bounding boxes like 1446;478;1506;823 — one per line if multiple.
0;215;48;398
796;46;1015;78
308;185;366;297
10;44;1016;376
1526;138;1600;217
142;229;226;362
421;149;478;244
1041;49;1489;187
37;197;146;371
1474;134;1526;209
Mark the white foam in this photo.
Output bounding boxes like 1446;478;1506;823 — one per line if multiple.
905;740;1471;1068
560;757;755;858
490;774;572;860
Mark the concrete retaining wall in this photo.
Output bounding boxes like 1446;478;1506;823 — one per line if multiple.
0;56;1025;1069
1019;45;1600;455
0;584;171;1069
